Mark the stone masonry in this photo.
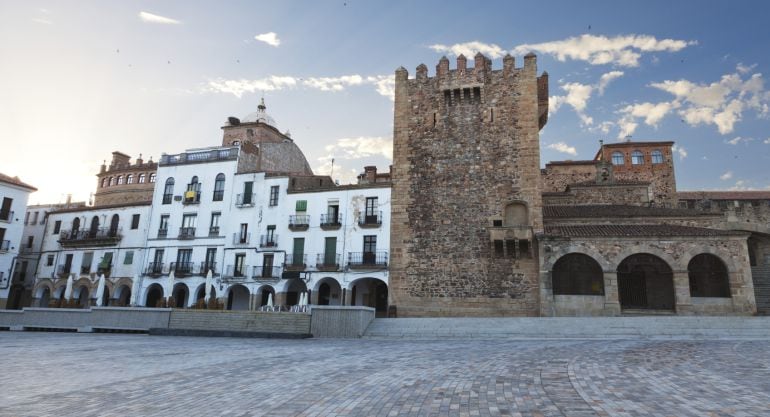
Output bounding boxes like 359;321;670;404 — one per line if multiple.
390;53;548;317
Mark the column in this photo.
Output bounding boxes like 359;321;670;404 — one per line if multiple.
603;271;621;316
673;271;693;315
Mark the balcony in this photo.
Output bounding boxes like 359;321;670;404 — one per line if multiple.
55;265;72;278
157;228;169;238
223;264;250;282
170;262;194;277
235;193;256;207
252;265;281;280
145;262;166;276
0;210;13;223
59;227;122;247
183;190;201;205
358;211;382;228
316;253;341;272
209;226;220;236
260;234;278;248
288;215;310;231
178;227;196;240
0;240;9;252
233;233;251;246
320;213;342;230
96;264;112;278
160;147;238;166
348;251;388;269
283;253;307;271
199;262;217;276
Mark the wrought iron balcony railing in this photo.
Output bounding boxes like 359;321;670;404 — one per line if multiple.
235;193;256;207
260;234;278;248
178;227;196;240
145;262;166;276
283;253;307;270
233;233;251;245
200;262;217;276
347;251;388;268
316;253;341;271
320;213;342;229
288;215;310;230
170;262;194;276
358;211;382;227
59;227;122;246
252;265;281;280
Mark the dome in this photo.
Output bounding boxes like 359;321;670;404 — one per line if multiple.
241;98;277;128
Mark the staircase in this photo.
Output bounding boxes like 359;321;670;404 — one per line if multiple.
752;265;770;315
363;316;770;340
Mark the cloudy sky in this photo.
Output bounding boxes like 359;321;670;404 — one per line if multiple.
2;1;769;204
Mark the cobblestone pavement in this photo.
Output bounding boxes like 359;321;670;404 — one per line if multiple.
1;333;769;417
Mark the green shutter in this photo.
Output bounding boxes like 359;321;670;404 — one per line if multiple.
295;200;307;212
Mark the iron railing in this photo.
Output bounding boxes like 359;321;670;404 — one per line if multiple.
235;193;256;207
283;253;307;269
288;215;310;229
157;228;169;238
320;213;342;228
358;211;382;227
170;262;194;275
178;227;196;239
316;253;341;270
59;227;122;245
209;226;220;236
233;233;251;245
252;265;281;279
260;234;278;248
200;262;217;276
348;251;388;267
224;264;250;278
145;262;166;275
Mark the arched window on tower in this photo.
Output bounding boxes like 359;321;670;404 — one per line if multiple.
108;177;114;186
213;173;225;201
611;152;624;165
504;202;528;226
631;150;644;165
101;178;107;188
149;173;156;183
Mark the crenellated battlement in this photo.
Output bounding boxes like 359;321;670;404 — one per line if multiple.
396;52;540;85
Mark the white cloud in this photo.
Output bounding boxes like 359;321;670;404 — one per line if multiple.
428;41;506;59
725;136;753;145
254;32;281;47
550;82;594;126
323;136;392;160
546;142;578;156
764;138;770;144
620;101;675;128
737;63;757;74
672;144;688;160
512;34;695;67
138;11;181;24
597;71;624;95
206;74;395;100
720;171;733;180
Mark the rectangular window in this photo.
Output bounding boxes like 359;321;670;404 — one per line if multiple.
494;240;504;257
269;185;279;206
46;254;54;266
158;215;170;237
295;200;307;212
153;249;164;264
182;214;196;228
292;237;305;265
519;240;531;258
324;237;337;265
239;223;248;243
24;212;29;225
63;254;73;274
131;214;140;229
98;252;113;273
0;198;12;221
365;197;378;216
53;220;61;234
210;212;221;236
242;181;253;204
81;252;94;274
124;251;134;265
262;254;274;277
26;235;33;248
204;248;217;273
234;253;246;277
32;211;39;224
363;235;377;264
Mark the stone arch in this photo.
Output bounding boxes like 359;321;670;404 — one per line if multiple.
284;279;307;306
617;253;675;311
172;283;190;308
552;253;605;295
226;284;250;310
145;283;164;307
688;253;731;298
542;245;610;272
348;277;388;315
113;284;132;307
313;277;342;305
33;280;54;303
73;284;90;308
503;201;528;226
257;285;275;307
610;247;681;273
194;283;217;303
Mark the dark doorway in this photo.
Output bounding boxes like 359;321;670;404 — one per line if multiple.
318;283;331;305
617;254;675;311
145;284;163;307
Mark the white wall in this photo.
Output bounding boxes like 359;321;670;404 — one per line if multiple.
0;181;33;303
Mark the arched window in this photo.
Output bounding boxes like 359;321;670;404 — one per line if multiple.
651;150;663;164
162;177;174;204
552;253;604;295
116;175;123;185
72;217;81;233
101;178;107;188
611;152;624;165
149;173;156;183
688;254;730;297
108;177;114;186
89;216;99;238
126;174;134;184
138;174;146;183
631;150;644;165
109;214;119;237
503;202;528;226
213;173;225;201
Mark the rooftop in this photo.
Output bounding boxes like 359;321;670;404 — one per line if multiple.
544;204;712;219
678;191;770;201
0;172;37;192
544;224;742;238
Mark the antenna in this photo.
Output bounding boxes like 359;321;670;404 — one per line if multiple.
330;158;335;178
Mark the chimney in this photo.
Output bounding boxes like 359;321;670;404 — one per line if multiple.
364;166;377;183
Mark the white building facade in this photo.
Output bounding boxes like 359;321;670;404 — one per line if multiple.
0;173;37;309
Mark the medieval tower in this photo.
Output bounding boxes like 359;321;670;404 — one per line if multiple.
390;52;549;316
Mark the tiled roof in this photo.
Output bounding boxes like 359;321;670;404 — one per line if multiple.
678;191;770;200
569;180;649;187
543;204;711;219
544;224;740;238
545;160;596;166
0;172;37;191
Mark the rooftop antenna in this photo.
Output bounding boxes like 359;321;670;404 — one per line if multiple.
624;135;632;142
330;158;335;178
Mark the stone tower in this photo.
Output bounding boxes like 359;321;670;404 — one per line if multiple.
390;53;549;317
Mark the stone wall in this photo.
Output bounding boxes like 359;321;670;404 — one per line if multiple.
390;53;546;317
539;235;756;316
541;162;595;193
600;142;677;206
168;309;311;334
543;183;651;206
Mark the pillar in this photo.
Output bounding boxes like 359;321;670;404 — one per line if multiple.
274;292;287;307
673;271;693;315
602;271;621;316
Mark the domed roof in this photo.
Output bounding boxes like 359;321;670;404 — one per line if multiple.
241;98;277;128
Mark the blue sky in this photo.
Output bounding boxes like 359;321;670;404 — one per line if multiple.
1;1;769;204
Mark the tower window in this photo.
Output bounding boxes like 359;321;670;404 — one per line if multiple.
651;150;663;164
631;150;644;165
611;152;624;165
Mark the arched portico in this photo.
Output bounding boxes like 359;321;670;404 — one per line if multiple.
348;277;388;316
145;284;164;307
114;284;132;306
617;253;675;311
313;277;342;305
226;285;250;310
257;285;275;307
172;283;189;308
281;279;307;306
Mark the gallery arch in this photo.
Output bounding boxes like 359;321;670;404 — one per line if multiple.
552;253;604;295
617;253;675;311
226;285;250;310
688;254;730;298
145;284;164;308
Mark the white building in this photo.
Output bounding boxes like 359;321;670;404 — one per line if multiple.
0;173;37;309
33;202;152;307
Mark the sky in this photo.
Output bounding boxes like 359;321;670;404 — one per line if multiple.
1;0;770;204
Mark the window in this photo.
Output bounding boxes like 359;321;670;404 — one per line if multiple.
210;212;221;236
153;249;164;264
109;214;119;236
175;249;193;272
162;177;174;204
149;173;156;183
234;253;246;277
124;251;134;265
611;152;624;165
295;200;307;212
131;214;140;229
262;254;274;277
138;174;146;184
631;150;644;165
552;253;604;295
493;240;504;257
651;150;663;164
72;217;80;233
688;254;730;297
108;177;114;186
365;197;378;216
204;248;217;273
363;235;377;264
101;178;107;188
27;235;33;248
182;214;196;228
46;254;54;266
239;223;248;243
81;252;93;274
269;185;279;206
242;181;254;205
117;175;123;185
24;212;29;225
0;198;10;221
158;214;169;237
53;220;61;235
213;173;225;201
126;174;134;184
32;211;38;224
